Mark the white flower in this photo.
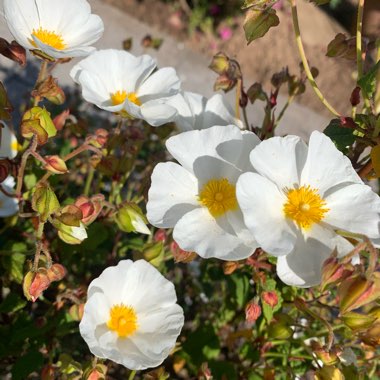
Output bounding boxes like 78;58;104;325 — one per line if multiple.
0;121;19;159
3;0;104;59
70;49;181;126
236;131;380;287
166;91;243;132
147;125;259;260
79;259;184;370
0;176;18;217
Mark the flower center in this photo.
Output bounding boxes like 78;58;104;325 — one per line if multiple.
107;303;138;338
30;28;66;50
110;91;141;106
283;185;329;229
199;178;238;218
11;140;21;153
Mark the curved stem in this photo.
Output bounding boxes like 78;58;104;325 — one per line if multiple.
128;370;137;380
289;0;340;117
356;0;365;81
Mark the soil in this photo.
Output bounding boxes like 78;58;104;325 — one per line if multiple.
103;0;376;119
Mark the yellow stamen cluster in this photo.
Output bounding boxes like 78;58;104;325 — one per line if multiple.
107;303;138;338
110;90;141;106
30;28;66;50
283;185;329;229
199;178;238;218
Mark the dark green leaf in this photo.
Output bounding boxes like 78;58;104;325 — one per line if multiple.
324;119;355;153
0;293;27;313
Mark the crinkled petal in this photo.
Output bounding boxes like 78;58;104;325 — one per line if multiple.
249;135;308;190
166;125;243;173
173;207;255;260
301;131;362;195
236;172;296;256
147;162;199;228
324;183;380;238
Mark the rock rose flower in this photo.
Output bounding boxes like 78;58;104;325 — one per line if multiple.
70;49;181;126
166;91;243;132
3;0;104;59
147;125;259;260
80;260;184;370
0;176;18;217
236;131;380;287
0;122;19;159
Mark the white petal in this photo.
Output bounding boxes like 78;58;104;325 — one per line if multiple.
236;172;296;256
0;193;18;217
192;155;242;187
301;131;362;195
173;207;256;260
147;162;199;228
216;130;261;172
140;101;178;126
166;125;243;173
203;93;243;129
0;122;18;159
324;183;380;238
71;223;87;241
250;135;308;190
277;225;352;287
138;67;181;101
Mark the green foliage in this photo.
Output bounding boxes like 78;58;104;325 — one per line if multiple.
324;119;355;153
243;8;279;44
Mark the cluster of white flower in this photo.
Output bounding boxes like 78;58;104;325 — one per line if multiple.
3;0;380;373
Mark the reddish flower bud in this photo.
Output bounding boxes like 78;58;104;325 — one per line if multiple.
53;109;70;131
47;263;67;282
33;76;65;105
321;256;353;291
94;128;109;147
41;365;55;380
311;342;339;366
245;302;262;323
69;303;85;321
74;194;104;225
262;291;279;308
154;229;167;243
25;269;51;302
44;155;68;174
350;86;361;106
223;261;239;275
0;38;26;66
170;241;197;263
338;275;380;314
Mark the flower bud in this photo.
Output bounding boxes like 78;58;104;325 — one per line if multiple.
69;303;85;321
74;194;104;225
311;342;339;366
170;241;197;263
0;38;26;66
56;205;83;227
24;269;51;302
267;321;293;340
143;242;164;267
320;256;352;291
209;52;230;74
56;222;88;245
341;311;376;331
31;183;60;222
33;76;65;105
154;229;167;243
338;275;380;314
47;263;67;282
115;202;151;235
314;366;344;380
350;86;361;107
262;291;279;308
94;128;109;147
359;323;380;347
214;73;237;92
21;107;57;145
44;155;68;174
245;301;262;323
53;109;70;131
84;364;107;380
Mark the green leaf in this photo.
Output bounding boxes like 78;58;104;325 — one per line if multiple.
228;273;250;308
358;60;380;99
2;249;26;284
324;119;355;153
0;293;27;313
242;0;278;9
11;350;44;380
244;8;279;44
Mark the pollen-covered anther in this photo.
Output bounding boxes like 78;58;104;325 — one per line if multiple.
30;28;66;50
107;303;138;338
199;177;238;218
110;90;141;106
283;185;329;229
